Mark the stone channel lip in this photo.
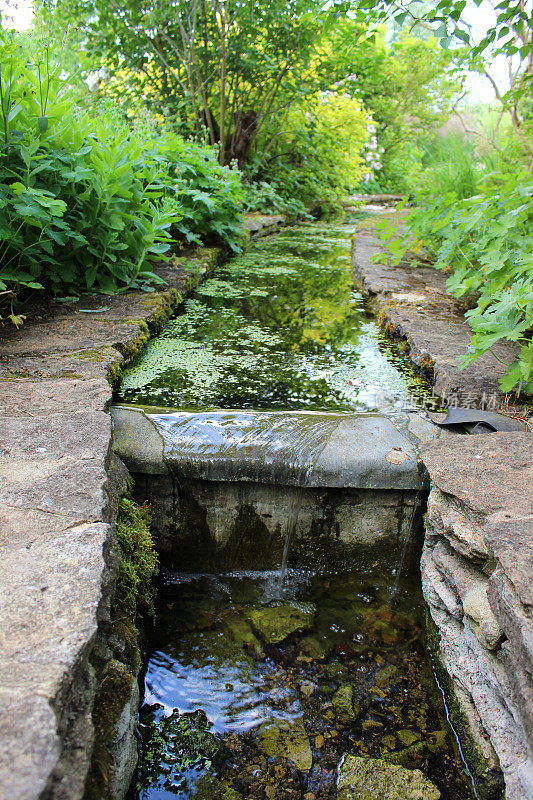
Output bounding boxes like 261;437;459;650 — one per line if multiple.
111;405;430;490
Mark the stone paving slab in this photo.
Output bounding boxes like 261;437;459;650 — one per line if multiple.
0;244;225;800
352;216;523;407
0;215;282;800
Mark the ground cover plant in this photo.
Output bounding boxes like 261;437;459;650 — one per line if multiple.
0;31;243;323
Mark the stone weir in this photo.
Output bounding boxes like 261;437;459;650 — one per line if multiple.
111;406;438;573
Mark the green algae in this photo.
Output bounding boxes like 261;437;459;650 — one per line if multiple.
118;217;440;412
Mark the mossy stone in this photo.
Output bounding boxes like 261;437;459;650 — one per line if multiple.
332;684;358;724
245;604;315;645
374;664;400;689
225;616;264;658
397;729;422;748
193;774;243;800
383;741;426;769
256;718;313;771
337;755;440;800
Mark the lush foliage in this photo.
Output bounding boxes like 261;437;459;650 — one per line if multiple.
0;32;243;321
346;31;466;191
42;0;340;166
251;93;371;207
376;174;533;395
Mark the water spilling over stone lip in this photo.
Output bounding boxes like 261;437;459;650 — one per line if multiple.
112;406;431;489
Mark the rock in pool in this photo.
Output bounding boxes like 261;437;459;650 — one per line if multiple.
337;755;440;800
246;603;315;645
256;717;313;771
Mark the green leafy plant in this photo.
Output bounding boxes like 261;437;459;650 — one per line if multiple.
375;175;533;396
0;32;244;322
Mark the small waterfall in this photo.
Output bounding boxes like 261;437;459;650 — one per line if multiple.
389;489;422;601
275;487;304;597
148;410;342;486
147;410;342;595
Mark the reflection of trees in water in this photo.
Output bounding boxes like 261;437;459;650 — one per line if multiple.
119;224;419;411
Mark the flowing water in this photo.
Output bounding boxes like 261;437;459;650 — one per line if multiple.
121;216;471;800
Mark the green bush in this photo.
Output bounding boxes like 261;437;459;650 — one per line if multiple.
249;94;370;211
376;174;533;396
0;33;244;320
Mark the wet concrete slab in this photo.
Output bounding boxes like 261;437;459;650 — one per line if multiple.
111;406;436;489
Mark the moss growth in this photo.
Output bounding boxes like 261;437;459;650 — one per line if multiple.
84;660;136;800
114;498;158;622
84;499;158;800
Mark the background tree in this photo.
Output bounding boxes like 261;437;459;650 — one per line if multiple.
41;0;349;167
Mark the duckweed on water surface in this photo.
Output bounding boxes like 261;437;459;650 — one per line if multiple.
118;218;439;412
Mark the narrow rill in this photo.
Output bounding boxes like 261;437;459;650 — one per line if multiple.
118;217;472;800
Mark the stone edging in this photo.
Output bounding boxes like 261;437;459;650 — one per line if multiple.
351;213;533;800
351;213;523;410
0;228;245;799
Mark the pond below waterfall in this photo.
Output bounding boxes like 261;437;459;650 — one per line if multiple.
131;569;474;800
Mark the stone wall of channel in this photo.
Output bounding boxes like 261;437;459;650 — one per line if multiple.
420;434;533;800
132;473;424;575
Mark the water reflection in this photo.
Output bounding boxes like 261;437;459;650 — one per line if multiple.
119;220;438;412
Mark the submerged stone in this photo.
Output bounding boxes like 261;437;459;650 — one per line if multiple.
397;729;422;748
299;635;330;660
225;616;264;658
383;741;427;769
246;603;315;645
374;664;399;688
337;755;440;800
193;774;243;800
332;684;358;724
256;718;313;771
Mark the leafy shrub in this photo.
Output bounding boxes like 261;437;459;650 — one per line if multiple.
0;33;244;319
242;179;309;219
154;131;244;252
250;94;370;210
375;175;533;396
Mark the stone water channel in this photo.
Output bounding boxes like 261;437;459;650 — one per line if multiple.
112;217;476;800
